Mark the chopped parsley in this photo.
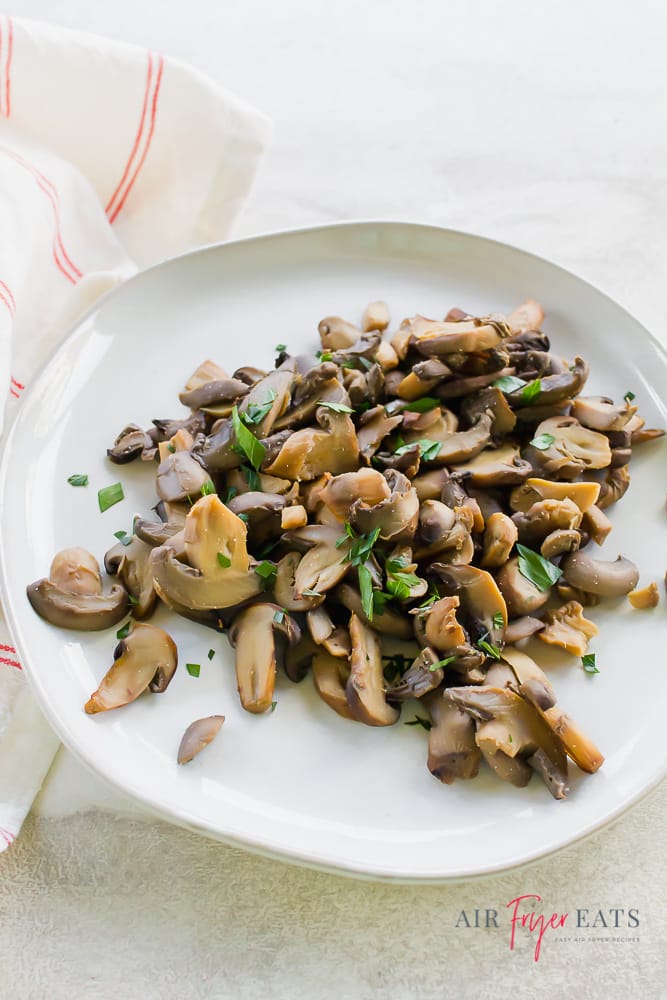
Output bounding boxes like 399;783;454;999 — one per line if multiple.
492;611;505;630
113;529;133;547
429;655;457;671
98;482;124;513
116;621;132;640
200;480;216;496
231;405;266;471
270;701;278;712
358;563;374;620
217;552;232;568
242;390;277;427
478;638;501;660
516;544;562;591
186;663;201;678
530;432;555;450
394;438;442;461
624;391;636;404
207;649;215;661
67;474;88;487
316;400;355;414
242;464;262;491
521;379;542;402
493;375;526;394
275;343;287;353
254;561;277;586
402;397;440;413
582;653;599;675
405;716;432;731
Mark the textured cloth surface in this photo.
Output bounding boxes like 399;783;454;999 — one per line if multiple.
1;786;665;1000
0;14;270;850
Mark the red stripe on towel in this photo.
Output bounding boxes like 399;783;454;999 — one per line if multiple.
0;280;15;315
108;52;164;224
4;16;12;117
105;52;154;217
0;656;21;669
0;828;15;846
0;644;17;652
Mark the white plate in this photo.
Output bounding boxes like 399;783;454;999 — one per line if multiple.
1;222;666;882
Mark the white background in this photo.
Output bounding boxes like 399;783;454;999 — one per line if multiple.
2;2;666;998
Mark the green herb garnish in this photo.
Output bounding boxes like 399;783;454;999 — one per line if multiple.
200;480;216;496
394;438;442;461
273;608;286;624
358;563;375;620
275;343;287;353
492;611;505;630
316;400;355;414
403;397;440;413
382;653;412;681
127;595;139;607
624;391;636;404
242;464;262;491
516;543;562;591
224;486;238;504
429;655;457;671
242;390;277;427
98;482;124;513
530;432;555;450
207;649;215;660
116;621;132;640
113;530;132;547
217;552;232;568
315;350;333;362
231;405;266;471
302;588;323;598
237;512;249;524
67;474;88;487
493;375;526;393
582;653;599;674
255;561;277;586
270;701;277;712
405;716;432;731
521;379;542;402
341;524;381;566
478;638;501;660
186;663;200;678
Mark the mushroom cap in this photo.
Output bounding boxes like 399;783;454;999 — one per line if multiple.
104;535;157;620
85;623;178;713
177;716;225;764
560;551;639;597
345;614;399;726
27;547;128;631
228;603;300;714
527;416;611;480
423;690;481;783
312;648;354;719
495;557;551;617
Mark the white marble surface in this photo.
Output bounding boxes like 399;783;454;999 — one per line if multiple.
3;2;667;997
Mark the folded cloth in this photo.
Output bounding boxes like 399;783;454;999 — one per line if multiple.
0;14;271;851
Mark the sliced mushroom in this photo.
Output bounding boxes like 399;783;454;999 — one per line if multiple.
502;616;546;644
335;583;413;639
411;596;467;652
236;366;295;437
560;551;639;597
406;315;506;356
429;564;507;647
581;504;612;546
479;746;533;788
104;535;157;619
512;498;583;546
27;548;129;631
481;512;518;568
509;477;601;514
595;464;631;509
527;416;611;480
151;495;262;610
361;300;390;332
349;469;420;541
346;614;399;726
107;423;155;464
538;601;599;657
318;316;362;351
495;557;551;617
85;623;178;713
228;603;301;713
571;395;636;432
156;451;210;502
520;684;604;773
422;690;481;783
312;648;354;719
507;299;544;334
417;412;495;466
227;491;287;545
387;647;443;701
628;582;660;609
357;407;403;462
319;469;391;519
451;443;532;487
281;524;351;597
459;386;517;436
265;410;359;481
499;646;557;710
178;378;250;410
177;716;225;764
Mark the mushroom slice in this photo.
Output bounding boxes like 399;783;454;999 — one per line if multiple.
416;412;494;466
152;495;262;610
27;548;129;631
512;497;583;545
445;686;568;782
85;623;178;713
451;443;532;487
273;552;322;611
507;299;544;334
284;635;318;682
571;395;636;432
318;315;362;351
628;582;660;609
312;649;354;719
156;451;210;503
228;604;301;714
595;464;631;509
177;716;225;764
281;504;308;530
336;583;413;639
346;615;399;726
178;378;250;410
236;366;295;437
422;691;481;783
307;605;335;645
528;416;611;480
411;596;467;652
495;557;551;617
561;551;639;598
361;300;390;332
537;601;598;657
527;748;569;800
357;408;403;462
104;535;157;619
429;564;507;646
349;469;419;541
510;477;601;514
511;356;589;407
227;491;287;545
406;315;506;355
319;469;391;519
540;529;580;560
499;645;556;709
287;525;351;597
107;423;155;464
387;647;443;701
478;745;533;788
519;684;604;773
185;358;229;389
581;504;612;546
265;410;359;481
134;517;184;548
459;386;517;436
481;512;518;568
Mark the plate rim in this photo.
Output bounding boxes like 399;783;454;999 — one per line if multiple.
1;219;665;883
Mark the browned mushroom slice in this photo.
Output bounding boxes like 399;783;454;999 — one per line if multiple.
412;467;451;502
527;416;611;480
628;582;660;609
134;517;184;548
519;684;604;773
512;497;583;546
405;315;506;356
350;469;420;541
265;409;359;481
307;605;335;645
387;647;443;701
177;716;225;764
581;504;612;546
318;315;362;350
228;604;301;713
280;524;351;597
527;748;569;799
451;443;532;487
226;491;287;544
357;407;403;462
273;552;322;611
571;395;636;432
412;413;495;467
107;423;156;464
27;547;129;631
156;451;210;502
345;614;399;726
540;529;580;560
496;557;551;617
361;300;390;332
178;378;250;410
507;299;544;334
312;648;354;719
499;646;556;709
595;464;630;509
335;583;413;639
429;564;508;646
85;623;178;713
151;495;262;610
236;366;295;437
502;617;546;644
509;477;601;514
319;468;391;519
479;746;533;788
459;386;517;436
104;536;157;620
481;512;518;568
413;501;473;563
538;601;598;657
560;551;639;597
411;596;466;652
422;690;481;783
445;686;568;795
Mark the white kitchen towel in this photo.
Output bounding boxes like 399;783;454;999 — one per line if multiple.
0;14;271;850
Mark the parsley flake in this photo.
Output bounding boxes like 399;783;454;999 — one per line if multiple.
217;552;232;568
98;482;124;513
530;432;556;450
316;400;355;414
67;474;88;487
582;653;599;675
231;405;266;471
186;663;201;678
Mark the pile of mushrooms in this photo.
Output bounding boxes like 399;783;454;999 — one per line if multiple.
27;298;664;787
